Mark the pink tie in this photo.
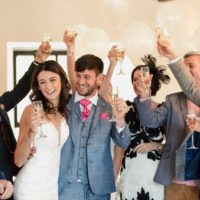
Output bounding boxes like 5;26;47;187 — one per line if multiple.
79;99;90;121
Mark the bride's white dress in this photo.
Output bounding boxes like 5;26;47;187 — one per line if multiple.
14;119;69;200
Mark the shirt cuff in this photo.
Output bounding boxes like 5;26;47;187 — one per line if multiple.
167;56;181;65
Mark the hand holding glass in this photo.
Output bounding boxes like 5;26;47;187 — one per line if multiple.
32;101;47;138
41;33;51;51
66;30;76;45
140;67;151;99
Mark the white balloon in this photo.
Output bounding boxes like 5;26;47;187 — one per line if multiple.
121;22;155;63
193;26;200;51
156;4;182;36
104;0;129;25
171;29;196;56
82;27;111;60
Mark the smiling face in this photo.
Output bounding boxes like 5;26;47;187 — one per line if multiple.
37;70;61;107
132;69;142;96
184;55;200;86
75;69;101;98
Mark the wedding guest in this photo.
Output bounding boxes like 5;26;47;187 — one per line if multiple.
116;55;170;200
134;54;200;199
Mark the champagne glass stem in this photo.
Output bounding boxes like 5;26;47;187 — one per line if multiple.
118;61;125;75
39;124;47;138
188;132;198;149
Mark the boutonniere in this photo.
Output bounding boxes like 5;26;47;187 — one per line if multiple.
99;112;110;120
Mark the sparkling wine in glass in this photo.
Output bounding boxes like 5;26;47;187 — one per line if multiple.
187;110;198;149
155;27;164;40
66;29;76;44
32;100;47;138
109;86;119;122
140;66;151;99
116;46;125;75
155;27;165;57
65;29;76;54
41;32;51;51
42;33;51;42
67;30;76;38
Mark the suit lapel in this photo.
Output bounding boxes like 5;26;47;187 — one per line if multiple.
67;95;83;143
68;95;76;143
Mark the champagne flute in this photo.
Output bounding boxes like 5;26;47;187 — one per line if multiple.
66;29;76;38
32;100;47;138
66;29;76;45
116;45;126;75
155;27;163;40
187;110;199;149
65;29;76;54
42;33;51;42
140;66;151;99
42;33;51;52
155;27;165;57
109;86;119;122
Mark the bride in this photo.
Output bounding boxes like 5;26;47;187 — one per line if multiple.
14;60;71;200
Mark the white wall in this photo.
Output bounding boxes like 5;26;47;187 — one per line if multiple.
1;0;200;100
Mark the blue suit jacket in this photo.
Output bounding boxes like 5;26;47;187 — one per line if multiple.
59;95;131;195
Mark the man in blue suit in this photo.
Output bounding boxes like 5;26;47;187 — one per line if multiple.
59;54;131;200
0;171;13;199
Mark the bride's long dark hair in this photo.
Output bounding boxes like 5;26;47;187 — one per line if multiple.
29;60;71;118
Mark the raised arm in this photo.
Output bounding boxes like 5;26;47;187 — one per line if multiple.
63;31;76;93
157;38;200;106
0;42;51;111
14;105;41;167
98;46;118;102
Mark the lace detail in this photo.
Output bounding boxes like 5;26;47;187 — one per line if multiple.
120;101;164;200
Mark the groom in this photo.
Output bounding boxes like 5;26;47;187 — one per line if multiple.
59;54;131;200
